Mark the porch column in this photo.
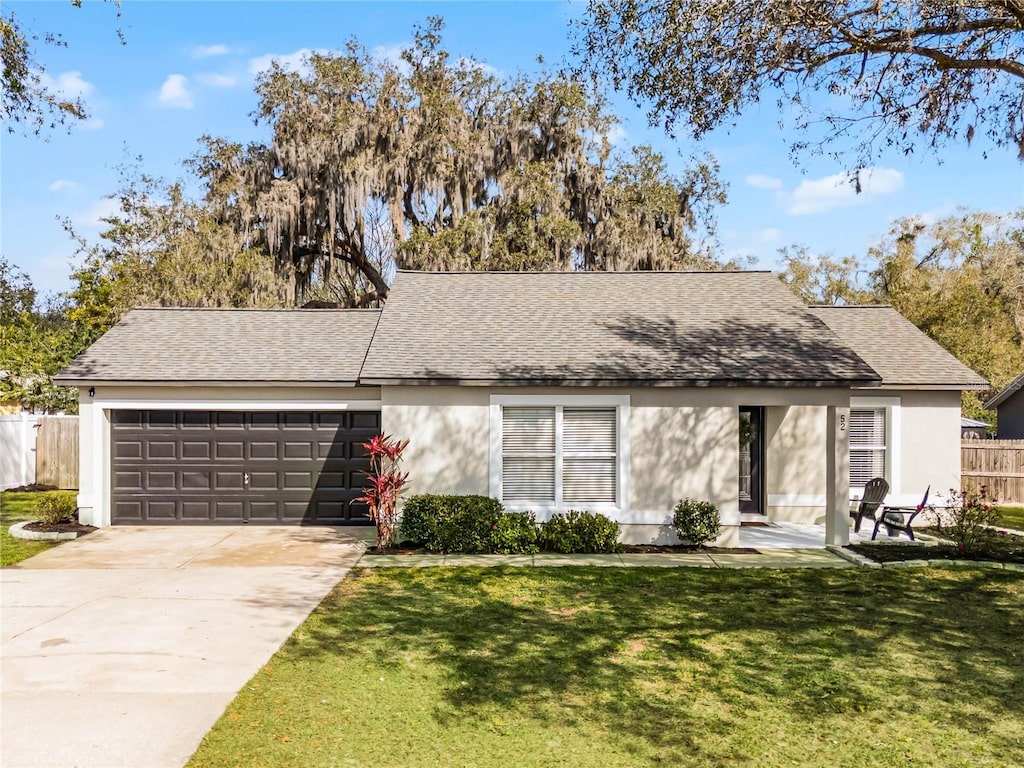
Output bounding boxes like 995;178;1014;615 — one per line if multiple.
825;404;850;547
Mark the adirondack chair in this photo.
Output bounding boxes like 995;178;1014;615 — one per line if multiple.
873;486;931;541
851;477;890;533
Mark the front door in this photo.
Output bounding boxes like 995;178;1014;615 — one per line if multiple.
739;407;764;514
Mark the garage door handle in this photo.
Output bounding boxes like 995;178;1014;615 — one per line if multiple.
243;472;250;486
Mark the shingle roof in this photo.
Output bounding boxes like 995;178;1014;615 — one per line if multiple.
360;271;881;386
55;308;381;384
984;371;1024;408
809;306;987;389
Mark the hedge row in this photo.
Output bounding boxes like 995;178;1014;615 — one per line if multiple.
399;494;622;554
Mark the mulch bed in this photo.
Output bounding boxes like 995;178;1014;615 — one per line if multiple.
6;483;58;492
23;521;97;536
849;529;1024;566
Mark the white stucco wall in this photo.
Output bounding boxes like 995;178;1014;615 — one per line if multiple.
383;385;853;545
77;384;382;527
883;388;962;506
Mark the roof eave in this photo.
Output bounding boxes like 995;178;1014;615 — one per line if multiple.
358;376;883;388
52;378;365;388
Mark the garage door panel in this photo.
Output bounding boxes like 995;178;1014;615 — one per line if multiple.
114;441;143;459
248;471;277;489
181;501;212;521
216;441;244;460
111;409;378;524
147;441;177;459
214;471;244;490
181;441;211;459
248;441;278;459
146;471;176;489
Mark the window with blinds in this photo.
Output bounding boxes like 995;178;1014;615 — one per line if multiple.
849;408;886;487
501;406;617;505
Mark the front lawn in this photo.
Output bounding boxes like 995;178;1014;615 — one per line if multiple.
997;505;1024;530
0;491;57;566
188;567;1024;768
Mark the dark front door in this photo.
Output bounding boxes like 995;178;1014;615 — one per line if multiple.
739;407;765;515
110;410;380;524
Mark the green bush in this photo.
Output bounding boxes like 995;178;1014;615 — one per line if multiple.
490;511;539;554
537;510;622;553
672;498;721;547
35;491;77;526
400;494;505;553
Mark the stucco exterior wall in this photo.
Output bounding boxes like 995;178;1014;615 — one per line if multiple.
764;405;829;524
888;388;962;503
383;385;852;544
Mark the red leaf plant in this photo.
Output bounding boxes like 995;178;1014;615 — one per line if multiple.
356;434;410;551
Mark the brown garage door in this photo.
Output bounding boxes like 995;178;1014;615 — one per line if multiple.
110;410;380;524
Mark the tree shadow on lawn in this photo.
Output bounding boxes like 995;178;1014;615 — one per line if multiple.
291;567;1024;762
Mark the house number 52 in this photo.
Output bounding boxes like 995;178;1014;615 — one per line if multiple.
839;414;847;433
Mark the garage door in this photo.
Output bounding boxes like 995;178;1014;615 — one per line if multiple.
110;410;380;524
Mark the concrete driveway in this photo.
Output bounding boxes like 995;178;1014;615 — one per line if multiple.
1;525;368;768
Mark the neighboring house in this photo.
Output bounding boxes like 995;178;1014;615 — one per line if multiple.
960;417;990;440
55;271;987;546
983;372;1024;439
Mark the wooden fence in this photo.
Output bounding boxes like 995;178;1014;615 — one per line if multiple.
961;439;1024;504
35;416;79;489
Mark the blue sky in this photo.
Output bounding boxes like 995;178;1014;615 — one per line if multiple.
3;0;1023;298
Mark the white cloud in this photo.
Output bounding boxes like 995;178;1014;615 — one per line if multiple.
74;197;121;228
606;125;628;146
48;179;77;192
191;44;230;59
786;167;904;216
156;74;193;109
196;72;237;88
745;173;783;190
372;44;410;74
38;70;96;99
248;48;317;76
758;228;780;243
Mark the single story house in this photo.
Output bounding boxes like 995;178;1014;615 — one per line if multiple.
56;271;986;546
983;372;1024;439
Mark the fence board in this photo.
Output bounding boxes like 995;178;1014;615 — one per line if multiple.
961;440;1024;504
35;416;79;489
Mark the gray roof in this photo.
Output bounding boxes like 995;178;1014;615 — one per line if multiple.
809;306;987;389
984;371;1024;408
360;271;881;386
961;417;989;428
55;308;381;385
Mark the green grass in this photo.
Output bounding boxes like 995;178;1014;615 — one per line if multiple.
188;567;1024;768
1;491;58;566
997;505;1024;530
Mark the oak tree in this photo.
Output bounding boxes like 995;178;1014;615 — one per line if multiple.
194;19;727;306
576;1;1024;166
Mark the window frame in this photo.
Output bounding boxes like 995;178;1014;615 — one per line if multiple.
849;397;901;495
490;394;630;516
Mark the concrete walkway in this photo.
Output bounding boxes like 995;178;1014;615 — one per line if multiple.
1;526;364;768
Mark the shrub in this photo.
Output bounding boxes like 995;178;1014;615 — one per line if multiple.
537;510;622;553
356;434;410;551
399;494;505;553
490;511;539;554
933;487;1000;555
35;491;77;526
672;498;721;547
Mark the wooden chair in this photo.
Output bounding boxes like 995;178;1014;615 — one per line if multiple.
873;486;931;541
851;477;890;533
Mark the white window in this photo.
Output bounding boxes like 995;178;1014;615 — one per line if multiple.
849;407;889;487
491;395;629;511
